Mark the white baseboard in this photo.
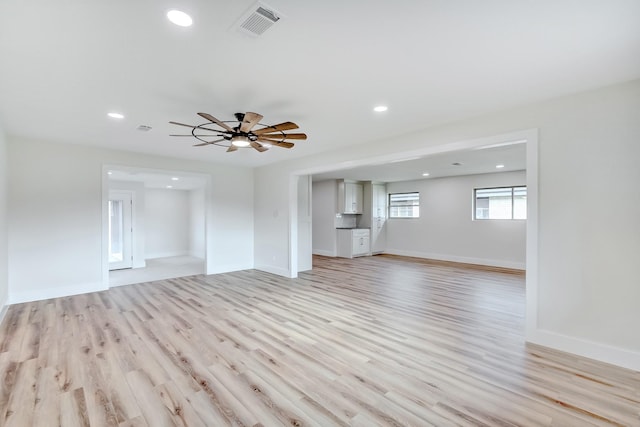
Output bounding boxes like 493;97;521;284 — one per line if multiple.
254;264;293;278
206;263;254;275
383;248;525;270
527;328;640;372
145;251;188;260
132;260;146;269
8;282;108;304
312;249;336;257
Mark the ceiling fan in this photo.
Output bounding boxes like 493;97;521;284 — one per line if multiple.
169;112;307;152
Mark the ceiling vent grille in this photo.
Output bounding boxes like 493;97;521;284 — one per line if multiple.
234;3;282;37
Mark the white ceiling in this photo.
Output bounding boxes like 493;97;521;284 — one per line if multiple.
1;1;639;168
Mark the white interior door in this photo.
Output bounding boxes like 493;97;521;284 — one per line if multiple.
109;191;133;270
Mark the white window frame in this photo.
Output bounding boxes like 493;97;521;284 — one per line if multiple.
389;192;420;219
473;186;527;220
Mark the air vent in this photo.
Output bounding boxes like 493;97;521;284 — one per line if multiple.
234;3;282;37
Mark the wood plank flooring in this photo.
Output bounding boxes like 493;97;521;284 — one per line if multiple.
0;254;638;426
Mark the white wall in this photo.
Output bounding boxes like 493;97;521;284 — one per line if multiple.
8;138;254;303
109;180;146;268
145;189;189;259
311;180;338;256
0;123;8;311
254;79;640;370
386;171;526;269
189;188;205;258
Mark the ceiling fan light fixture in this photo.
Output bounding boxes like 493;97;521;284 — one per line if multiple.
231;135;251;147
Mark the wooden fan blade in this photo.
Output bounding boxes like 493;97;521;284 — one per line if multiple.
253;122;299;135
240;112;263;132
197;113;233;132
257;138;294;149
193;138;225;147
227;145;238;152
258;132;307;140
250;141;269;152
169;121;222;133
169;121;196;128
271;142;295;149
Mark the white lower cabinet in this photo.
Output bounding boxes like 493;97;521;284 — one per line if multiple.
337;229;370;258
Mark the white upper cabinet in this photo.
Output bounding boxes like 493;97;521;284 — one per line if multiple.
337;180;363;214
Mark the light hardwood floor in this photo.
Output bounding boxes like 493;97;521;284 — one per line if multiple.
0;255;638;426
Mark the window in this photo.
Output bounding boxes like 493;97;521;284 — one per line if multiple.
474;186;526;220
389;192;420;218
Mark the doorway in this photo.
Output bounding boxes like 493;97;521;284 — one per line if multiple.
291;129;537;286
108;191;132;270
102;166;210;287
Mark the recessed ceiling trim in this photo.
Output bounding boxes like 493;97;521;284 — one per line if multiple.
474;139;527;150
390;157;421;164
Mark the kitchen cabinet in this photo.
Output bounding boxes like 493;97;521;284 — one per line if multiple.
337;180;363;214
336;229;370;258
371;183;387;254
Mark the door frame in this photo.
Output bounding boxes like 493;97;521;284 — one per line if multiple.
101;165;213;287
288;129;538;342
108;190;133;270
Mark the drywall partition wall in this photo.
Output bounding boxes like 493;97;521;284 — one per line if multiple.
311;180;338;256
254;166;291;276
0;124;8;311
297;175;312;272
109;180;146;268
189;188;205;258
386;171;526;269
7;139;254;303
145;189;190;259
254;78;640;370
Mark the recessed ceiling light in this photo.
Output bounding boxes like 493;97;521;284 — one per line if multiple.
171;177;179;181
107;112;124;119
373;105;388;112
422;173;430;177
166;185;173;189
496;164;505;169
167;10;193;27
107;171;113;175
